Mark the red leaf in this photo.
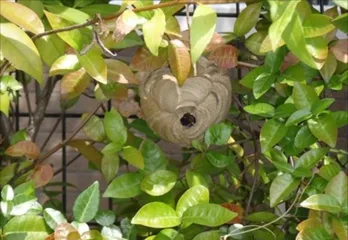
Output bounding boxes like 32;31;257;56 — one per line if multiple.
31;164;54;188
205;32;225;52
208;45;238;69
168;39;191;86
130;47;168;72
5;140;40;160
220;203;244;224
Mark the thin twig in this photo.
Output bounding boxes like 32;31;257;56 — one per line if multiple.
0;60;11;76
238;61;259;68
54;153;81;176
40;114;63;152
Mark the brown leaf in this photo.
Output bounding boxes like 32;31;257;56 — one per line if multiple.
105;59;138;84
165;16;181;37
208;44;238;69
112;89;141;118
281;52;299;71
45;234;55;240
130;47;168;72
179;30;225;52
31;164;54;188
168;39;191;86
67;140;102;170
55;223;79;240
330;39;348;63
113;9;138;42
5;140;40;160
60;68;92;100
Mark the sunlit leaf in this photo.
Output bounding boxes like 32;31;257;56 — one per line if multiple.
176;185;209;217
60;68;92;100
204;123;233;146
105;59;137;85
244;103;275;118
121;146;144;170
306;36;328;60
43;208;67;230
296;227;332;240
113;9;139;42
308;114;338;148
294;125;317;149
234;2;262;36
207;45;238;69
104;108;127;146
140;139;167;173
190;5;217;63
325;171;348;206
303;14;335;38
0;1;44;34
0;92;10;117
73;181;100;222
331;111;348;128
333;0;348;9
49;55;81;76
206;150;235;168
168;39;191;86
81;114;105;142
78;48;107;84
5;140;40;160
270;173;300;207
131;202;180;228
245;31;267;56
300;194;341;213
260;119;287;153
285;108;312;127
103;172;143;198
101;152;119;183
239;66;266;89
140;170;177;196
143;9;166;56
295;148;328;170
253;73;277;99
332;13;348;33
165;16;181;37
292;82;319;109
0;23;43;83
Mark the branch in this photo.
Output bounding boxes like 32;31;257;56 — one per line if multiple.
0;60;11;76
238;61;259;68
0;112;13;147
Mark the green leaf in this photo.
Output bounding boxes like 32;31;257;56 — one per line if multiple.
303;14;335;38
103;172;143;198
168;39;191;86
308;114;338;147
331;111;348;128
82;114;105;142
245;212;278;223
294;125;317;149
306;36;328;61
245;31;267;56
319;163;341;181
270;173;300;207
244;103;275;118
78;48;107;84
107;31;144;50
154;229;183;240
260;119;288;153
190;5;217;63
0;92;10;117
3;215;50;239
274;103;297;119
333;0;348;9
1;185;14;201
206;151;235;168
234;2;262;36
269;148;293;173
95;210;116;227
80;4;121;17
73;181;100;222
140;170;177;196
176;185;209;218
204;123;233;146
253;73;277;99
44;11;91;52
282;13;317;69
320;52;337;83
296;227;332;240
18;0;44;18
278;63;306;83
140;139;167;173
130;119;159;140
67;139;102;169
10;195;37;216
311;98;335;116
332;217;348;240
264;46;287;74
182;203;237;228
239;66;266;89
14;181;35;196
300;194;341;213
185;170;209;188
104;108;127;146
101;225;122;239
325;171;348;206
49;54;81;76
192;230;221;240
101;152;119;183
121;146;145;170
295;148;328;170
0;23;43;83
131;202;180;228
285;108;312;126
43;208;67;230
0;1;44;34
269;1;300;51
292;83;319;110
143;9;166;56
0;76;22;93
332;13;348;33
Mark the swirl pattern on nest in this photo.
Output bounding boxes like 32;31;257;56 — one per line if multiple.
139;57;232;145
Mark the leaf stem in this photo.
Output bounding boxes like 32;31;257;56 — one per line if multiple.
238;61;259;68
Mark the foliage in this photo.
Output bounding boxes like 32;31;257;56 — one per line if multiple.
0;0;347;239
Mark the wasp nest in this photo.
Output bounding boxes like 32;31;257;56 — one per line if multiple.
139;57;232;146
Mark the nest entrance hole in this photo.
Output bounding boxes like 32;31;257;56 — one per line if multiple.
180;113;196;128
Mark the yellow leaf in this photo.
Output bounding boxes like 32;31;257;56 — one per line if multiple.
0;23;43;83
49;55;81;76
105;59;138;84
0;1;44;34
168;39;191;86
113;9;139;42
67;140;102;170
78;48;107;84
60;68;92;100
130;47;168;71
143;9;166;56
